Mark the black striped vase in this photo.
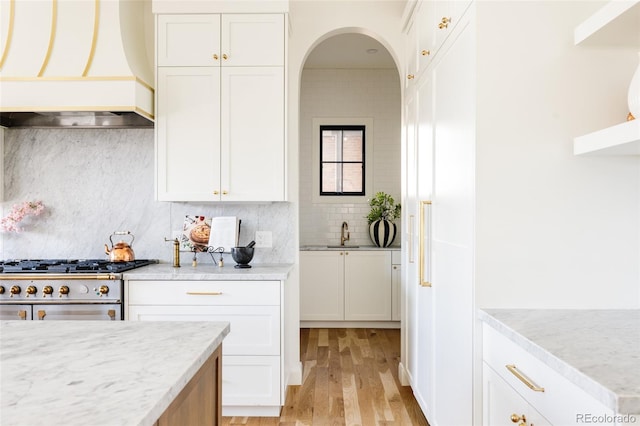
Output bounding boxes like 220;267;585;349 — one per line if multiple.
369;219;397;248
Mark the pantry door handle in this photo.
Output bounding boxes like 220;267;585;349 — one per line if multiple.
186;291;223;296
506;364;545;392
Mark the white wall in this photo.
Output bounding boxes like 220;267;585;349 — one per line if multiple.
474;1;640;308
299;68;401;246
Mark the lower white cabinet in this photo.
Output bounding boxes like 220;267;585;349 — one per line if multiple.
300;250;394;322
483;324;614;425
483;363;551;426
126;280;283;416
391;260;401;321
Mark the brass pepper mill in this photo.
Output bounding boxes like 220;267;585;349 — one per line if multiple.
164;238;181;267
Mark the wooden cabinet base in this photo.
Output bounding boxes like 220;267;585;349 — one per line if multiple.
156;345;222;426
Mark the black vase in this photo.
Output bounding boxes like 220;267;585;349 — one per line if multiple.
369;219;397;247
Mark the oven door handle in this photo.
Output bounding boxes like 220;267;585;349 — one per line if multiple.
1;274;119;281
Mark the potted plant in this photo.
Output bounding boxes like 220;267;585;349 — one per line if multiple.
366;191;401;247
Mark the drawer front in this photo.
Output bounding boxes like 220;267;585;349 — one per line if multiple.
483;324;613;425
483;362;551;426
127;280;280;306
127;305;280;355
223;356;281;406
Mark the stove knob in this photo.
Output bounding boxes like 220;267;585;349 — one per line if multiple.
43;286;54;295
59;285;69;295
26;286;37;295
0;286;4;294
98;285;109;295
10;285;21;295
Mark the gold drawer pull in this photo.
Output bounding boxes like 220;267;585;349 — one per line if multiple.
186;291;223;296
506;364;545;392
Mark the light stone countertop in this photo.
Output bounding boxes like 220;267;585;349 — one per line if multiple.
123;262;293;281
300;245;400;251
0;320;230;426
478;309;640;415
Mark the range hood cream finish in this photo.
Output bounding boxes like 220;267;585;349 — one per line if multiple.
0;0;154;128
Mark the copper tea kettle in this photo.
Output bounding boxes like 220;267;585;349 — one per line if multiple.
105;231;135;262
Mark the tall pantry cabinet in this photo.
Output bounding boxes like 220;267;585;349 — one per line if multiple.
402;1;474;424
402;1;636;424
155;13;286;202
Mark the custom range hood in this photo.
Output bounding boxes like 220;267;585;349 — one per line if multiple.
0;0;154;128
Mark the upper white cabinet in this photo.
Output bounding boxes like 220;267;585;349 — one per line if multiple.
573;1;640;156
405;0;472;84
156;14;286;201
157;14;284;67
157;15;222;66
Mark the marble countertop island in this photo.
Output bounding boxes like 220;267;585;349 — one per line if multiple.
0;320;230;426
123;262;293;281
479;309;640;415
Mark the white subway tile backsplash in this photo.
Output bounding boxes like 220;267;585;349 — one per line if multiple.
299;68;401;247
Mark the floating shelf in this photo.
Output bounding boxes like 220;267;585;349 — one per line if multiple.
574;120;640;156
574;0;640;47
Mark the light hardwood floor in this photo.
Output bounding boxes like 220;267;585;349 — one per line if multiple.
222;328;429;426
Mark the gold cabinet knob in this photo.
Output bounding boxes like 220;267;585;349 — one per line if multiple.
43;285;53;295
222;190;228;195
26;285;37;295
407;74;415;80
99;285;109;295
213;190;220;195
438;16;451;29
421;49;430;56
511;414;527;425
58;285;69;295
222;54;228;60
10;285;21;295
213;54;218;60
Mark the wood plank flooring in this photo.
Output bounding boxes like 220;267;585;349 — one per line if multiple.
222;328;429;426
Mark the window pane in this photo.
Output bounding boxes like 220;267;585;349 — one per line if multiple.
321;163;338;193
342;163;363;193
342;130;363;161
321;131;340;161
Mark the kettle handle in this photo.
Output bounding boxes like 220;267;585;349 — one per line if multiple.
109;231;135;246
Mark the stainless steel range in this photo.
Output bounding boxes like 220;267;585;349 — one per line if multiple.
0;259;157;320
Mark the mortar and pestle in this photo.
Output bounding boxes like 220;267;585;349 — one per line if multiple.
231;240;256;269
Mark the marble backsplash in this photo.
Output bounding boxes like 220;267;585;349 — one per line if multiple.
1;128;295;265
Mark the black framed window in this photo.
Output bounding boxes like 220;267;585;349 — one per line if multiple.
320;125;365;196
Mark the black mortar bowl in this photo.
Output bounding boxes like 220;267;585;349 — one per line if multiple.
231;247;255;268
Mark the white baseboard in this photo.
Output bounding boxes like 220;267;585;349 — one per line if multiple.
285;360;303;386
300;320;401;329
222;405;281;417
398;361;411;387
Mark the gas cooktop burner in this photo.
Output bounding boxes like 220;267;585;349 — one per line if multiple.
0;259;157;274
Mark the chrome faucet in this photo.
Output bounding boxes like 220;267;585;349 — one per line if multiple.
340;221;350;246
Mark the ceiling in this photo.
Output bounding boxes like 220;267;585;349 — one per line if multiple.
303;33;396;69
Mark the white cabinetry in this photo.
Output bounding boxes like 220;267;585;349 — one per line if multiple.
300;250;394;323
483;364;551;426
391;251;401;321
483;324;614;426
156;14;285;202
402;4;474;423
126;280;284;417
573;1;640;156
